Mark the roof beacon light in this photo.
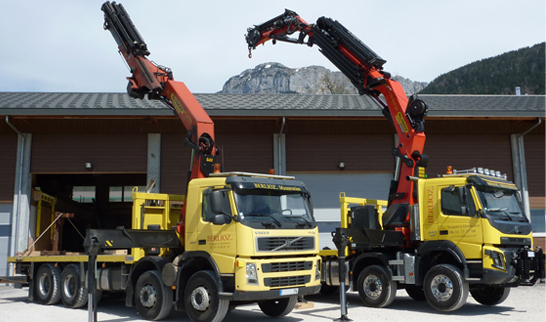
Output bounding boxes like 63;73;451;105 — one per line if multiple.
446;166;453;174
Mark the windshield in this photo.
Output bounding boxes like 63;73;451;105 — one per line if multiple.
477;188;528;222
233;188;315;229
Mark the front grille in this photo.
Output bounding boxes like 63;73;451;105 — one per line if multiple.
264;275;311;288
262;261;313;273
257;237;315;252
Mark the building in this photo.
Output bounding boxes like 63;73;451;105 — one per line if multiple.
0;92;544;276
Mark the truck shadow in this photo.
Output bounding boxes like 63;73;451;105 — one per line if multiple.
304;291;517;317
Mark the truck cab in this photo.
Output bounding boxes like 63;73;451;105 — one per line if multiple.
418;167;541;286
183;172;321;300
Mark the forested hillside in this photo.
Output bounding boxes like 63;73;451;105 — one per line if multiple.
420;42;545;95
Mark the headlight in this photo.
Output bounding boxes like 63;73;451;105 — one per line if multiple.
486;249;506;270
315;260;321;281
246;263;259;285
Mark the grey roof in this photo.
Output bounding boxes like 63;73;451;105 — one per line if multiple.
0;92;544;118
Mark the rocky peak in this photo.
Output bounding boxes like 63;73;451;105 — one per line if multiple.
220;62;428;95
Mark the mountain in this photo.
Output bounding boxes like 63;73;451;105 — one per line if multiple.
420;42;545;95
220;62;426;95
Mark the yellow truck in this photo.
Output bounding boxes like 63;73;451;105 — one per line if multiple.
320;167;544;311
4;4;321;322
244;10;544;313
8;172;321;322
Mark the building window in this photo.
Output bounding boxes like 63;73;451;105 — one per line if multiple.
109;186;146;202
72;186;95;203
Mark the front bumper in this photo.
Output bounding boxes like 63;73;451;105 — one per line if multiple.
481;247;545;286
222;285;321;301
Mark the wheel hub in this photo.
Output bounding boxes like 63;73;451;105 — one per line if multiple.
139;284;157;308
191;286;211;312
63;275;76;298
39;273;51;295
363;274;382;299
430;274;453;301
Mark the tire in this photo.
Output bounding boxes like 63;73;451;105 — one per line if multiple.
135;271;173;321
184;271;228;322
405;285;426;301
60;264;88;308
357;265;397;308
258;295;297;317
35;263;62;305
424;264;469;312
470;285;510;306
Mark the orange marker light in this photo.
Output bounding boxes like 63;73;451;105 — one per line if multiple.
214;163;221;173
446;166;453;174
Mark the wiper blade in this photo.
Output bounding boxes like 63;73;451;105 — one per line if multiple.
246;214;281;228
293;215;314;228
487;208;512;221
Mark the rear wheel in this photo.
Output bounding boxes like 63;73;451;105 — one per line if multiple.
60;264;88;308
470;285;510;306
135;271;173;321
184;271;228;322
35;263;62;305
258;296;297;317
357;265;397;308
424;264;468;312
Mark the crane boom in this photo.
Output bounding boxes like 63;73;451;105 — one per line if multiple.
102;1;217;180
246;10;429;222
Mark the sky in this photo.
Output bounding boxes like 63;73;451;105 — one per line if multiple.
0;0;544;93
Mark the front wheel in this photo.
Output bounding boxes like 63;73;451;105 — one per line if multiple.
135;271;173;321
470;285;510;306
357;265;397;308
184;271;229;322
424;264;468;312
258;296;297;317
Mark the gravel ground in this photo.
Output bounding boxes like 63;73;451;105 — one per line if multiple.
0;283;544;322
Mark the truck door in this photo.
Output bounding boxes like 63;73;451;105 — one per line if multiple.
436;185;483;259
197;187;237;273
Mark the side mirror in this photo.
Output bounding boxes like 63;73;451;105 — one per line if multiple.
212;214;231;225
458;187;466;204
210;190;225;214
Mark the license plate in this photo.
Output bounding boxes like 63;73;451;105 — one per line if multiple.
528;251;535;258
280;288;298;296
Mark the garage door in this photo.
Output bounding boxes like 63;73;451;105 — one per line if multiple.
290;172;393;249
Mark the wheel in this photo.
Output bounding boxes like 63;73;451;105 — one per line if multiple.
405;285;426;301
258;296;297;317
60;264;88;308
470;285;510;306
135;271;173;321
356;265;397;308
319;283;340;296
184;271;228;322
424;264;469;312
35;263;62;305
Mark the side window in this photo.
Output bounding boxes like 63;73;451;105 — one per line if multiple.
441;186;476;216
202;190;232;222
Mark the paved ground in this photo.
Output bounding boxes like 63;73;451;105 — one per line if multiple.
0;283;544;322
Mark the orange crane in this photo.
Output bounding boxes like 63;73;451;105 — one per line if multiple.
246;10;430;243
102;2;218;181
